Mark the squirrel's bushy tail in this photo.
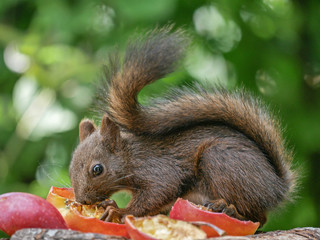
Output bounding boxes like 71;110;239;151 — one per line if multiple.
99;27;295;196
99;26;188;126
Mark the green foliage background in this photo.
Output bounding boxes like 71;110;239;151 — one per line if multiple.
1;0;320;237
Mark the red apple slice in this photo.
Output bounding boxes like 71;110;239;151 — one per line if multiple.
46;186;128;237
125;214;207;240
169;198;260;237
0;192;68;236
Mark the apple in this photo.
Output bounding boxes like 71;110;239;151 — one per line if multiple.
0;192;68;236
169;198;260;237
125;214;207;240
46;186;128;237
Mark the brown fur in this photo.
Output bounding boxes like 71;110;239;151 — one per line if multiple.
69;27;296;226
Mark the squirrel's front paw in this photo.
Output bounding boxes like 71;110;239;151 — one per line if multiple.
98;200;123;223
204;199;246;221
99;205;123;223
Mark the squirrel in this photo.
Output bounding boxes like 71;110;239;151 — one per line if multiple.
69;27;296;226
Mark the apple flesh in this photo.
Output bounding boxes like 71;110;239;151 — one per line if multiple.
46;186;129;237
169;198;260;237
125;214;207;240
0;192;68;236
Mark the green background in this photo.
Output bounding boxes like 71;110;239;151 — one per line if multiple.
1;0;320;237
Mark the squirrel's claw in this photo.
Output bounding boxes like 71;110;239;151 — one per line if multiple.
98;199;122;223
100;205;123;223
204;199;246;221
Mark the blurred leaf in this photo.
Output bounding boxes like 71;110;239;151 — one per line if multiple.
111;0;177;22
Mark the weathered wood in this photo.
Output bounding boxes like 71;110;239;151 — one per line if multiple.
208;227;320;240
10;227;320;240
10;228;127;240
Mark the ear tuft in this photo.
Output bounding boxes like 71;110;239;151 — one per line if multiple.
100;114;121;152
79;119;96;142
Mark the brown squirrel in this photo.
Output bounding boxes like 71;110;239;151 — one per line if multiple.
69;27;296;226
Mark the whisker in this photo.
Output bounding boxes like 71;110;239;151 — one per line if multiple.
112;173;134;183
92;180;109;190
108;185;139;191
51;167;72;188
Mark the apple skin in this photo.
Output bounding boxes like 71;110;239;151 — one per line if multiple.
169;198;260;237
125;215;158;240
46;186;129;238
0;192;68;236
125;214;208;240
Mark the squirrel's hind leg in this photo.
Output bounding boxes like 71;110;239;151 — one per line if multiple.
195;134;269;226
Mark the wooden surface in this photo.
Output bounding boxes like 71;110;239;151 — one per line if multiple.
209;227;320;240
7;227;320;240
10;228;126;240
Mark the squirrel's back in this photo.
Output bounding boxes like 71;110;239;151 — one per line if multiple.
96;26;296;201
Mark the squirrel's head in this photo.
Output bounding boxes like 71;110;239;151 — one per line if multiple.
69;114;126;204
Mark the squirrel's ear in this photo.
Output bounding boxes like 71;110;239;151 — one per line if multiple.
100;114;121;152
79;119;96;142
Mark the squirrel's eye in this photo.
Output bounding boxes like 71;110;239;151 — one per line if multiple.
92;164;104;176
